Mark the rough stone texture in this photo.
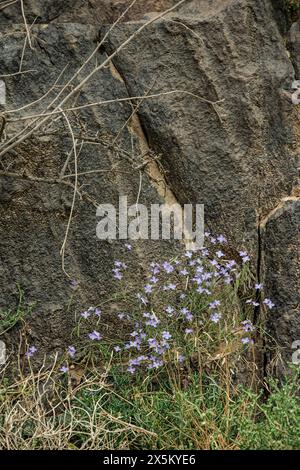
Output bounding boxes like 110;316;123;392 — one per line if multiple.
1;0;179;24
0;21;178;358
261;198;300;373
288;18;300;78
106;0;297;255
0;0;300;369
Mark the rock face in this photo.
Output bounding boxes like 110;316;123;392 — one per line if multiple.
0;0;300;370
261;198;300;372
288;18;300;78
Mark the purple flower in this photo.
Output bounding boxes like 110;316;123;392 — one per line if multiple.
145;317;160;328
178;355;185;363
209;300;221;309
241;320;255;332
148;338;158;348
217;234;227;244
127;365;136;374
239;251;250;263
185;251;193;259
216;250;224;258
88;330;102;341
114;346;121;352
210;312;221;323
210;260;219;268
81;310;90;319
263;298;275;309
25;346;37;358
67;346;76;358
70;279;79;290
148;358;164;369
150;276;159;284
246;299;259;307
60;365;69;373
226;260;236;270
180;269;189;276
162;331;172;340
185;328;193;334
118;312;125;320
255;283;263;290
144;284;153;294
113;269;123;280
165;305;174;315
94;308;102;317
241;337;253;345
125;243;132;251
166;283;177;290
162;261;174;273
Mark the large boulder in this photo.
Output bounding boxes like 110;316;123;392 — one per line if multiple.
105;0;297;255
0;21;177;358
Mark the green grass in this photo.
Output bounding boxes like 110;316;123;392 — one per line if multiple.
0;287;31;335
0;358;299;449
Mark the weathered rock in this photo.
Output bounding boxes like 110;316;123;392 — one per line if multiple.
261;198;300;373
0;22;178;358
106;0;297;256
1;0;179;24
288;18;300;78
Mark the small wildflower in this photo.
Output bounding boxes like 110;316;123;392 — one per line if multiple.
217;234;227;244
67;346;76;358
166;283;177;290
125;243;132;251
162;261;174;273
185;328;193;334
241;337;253;345
178;355;185;363
216;250;224;258
114;346;121;352
127;365;136;374
209;300;221;309
165;305;174;315
162;331;172;340
94;308;102;317
144;284;152;294
81;310;90;319
60;365;69;373
25;346;37;358
113;270;123;280
263;298;275;309
88;330;102;341
70;279;79;290
210;312;221;323
255;283;263;290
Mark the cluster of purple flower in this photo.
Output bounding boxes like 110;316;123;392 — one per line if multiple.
112;260;127;280
56;232;274;376
80;306;101;319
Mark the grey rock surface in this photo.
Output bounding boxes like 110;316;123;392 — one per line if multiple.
288;19;300;78
261;198;300;373
106;0;297;254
